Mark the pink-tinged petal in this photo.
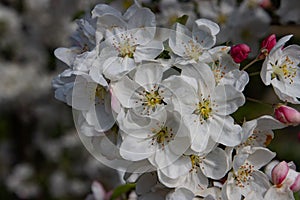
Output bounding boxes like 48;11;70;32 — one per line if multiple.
274;104;300;126
91;181;106;200
104;190;113;200
109;88;121;113
272;161;289;185
290;174;300;192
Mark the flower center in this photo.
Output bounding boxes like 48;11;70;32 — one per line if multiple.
271;56;297;84
145;90;163;107
211;60;226;83
193;98;213;123
150;126;174;149
234;162;254;188
112;33;137;58
189;154;202;172
183;40;203;61
137;85;166;115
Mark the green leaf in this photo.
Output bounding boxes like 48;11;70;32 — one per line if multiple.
110;183;136;200
155;50;171;59
175;15;189;25
294;192;300;200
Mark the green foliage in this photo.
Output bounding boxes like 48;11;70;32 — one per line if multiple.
295;192;300;200
110;183;136;200
155;50;171;59
175;15;189;25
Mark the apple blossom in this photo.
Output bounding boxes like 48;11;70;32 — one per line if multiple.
237;115;286;151
222;146;275;200
157;147;229;193
165;62;245;152
260;35;300;104
169;19;220;65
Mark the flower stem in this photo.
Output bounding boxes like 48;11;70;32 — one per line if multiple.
242;57;263;71
246;97;273;107
249;71;260;76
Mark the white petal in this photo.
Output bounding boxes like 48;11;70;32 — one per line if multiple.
160;156;191;179
220;70;249;92
194;19;220;36
92;4;122;18
134;40;164;62
111;76;140;108
256;115;286;130
264;186;294;200
84;101;115;132
212;85;245;115
270;34;293;55
120;134;154;161
190;123;212;153
54;47;79;66
166;188;195;200
192;21;216;49
89;66;108;86
247;147;276;169
127;7;156;29
72;76;95;111
260;58;271;85
97;14;127;30
201;147;229;179
241;119;257;142
134;63;164;88
102;56;135;81
169;23;192;57
181;62;215;91
209;115;242;147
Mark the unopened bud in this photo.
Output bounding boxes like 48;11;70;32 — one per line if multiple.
259;0;272;9
272;161;289;185
230;44;251;63
259;34;276;59
274;104;300;126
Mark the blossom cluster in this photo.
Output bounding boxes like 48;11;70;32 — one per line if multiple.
52;1;300;200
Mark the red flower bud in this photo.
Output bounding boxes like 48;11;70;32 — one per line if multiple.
259;34;276;59
274;104;300;126
230;44;251;63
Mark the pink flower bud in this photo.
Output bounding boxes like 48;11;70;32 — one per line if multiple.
272;161;289;185
230;44;251;63
259;0;272;9
259;34;276;59
274;104;300;126
290;174;300;192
